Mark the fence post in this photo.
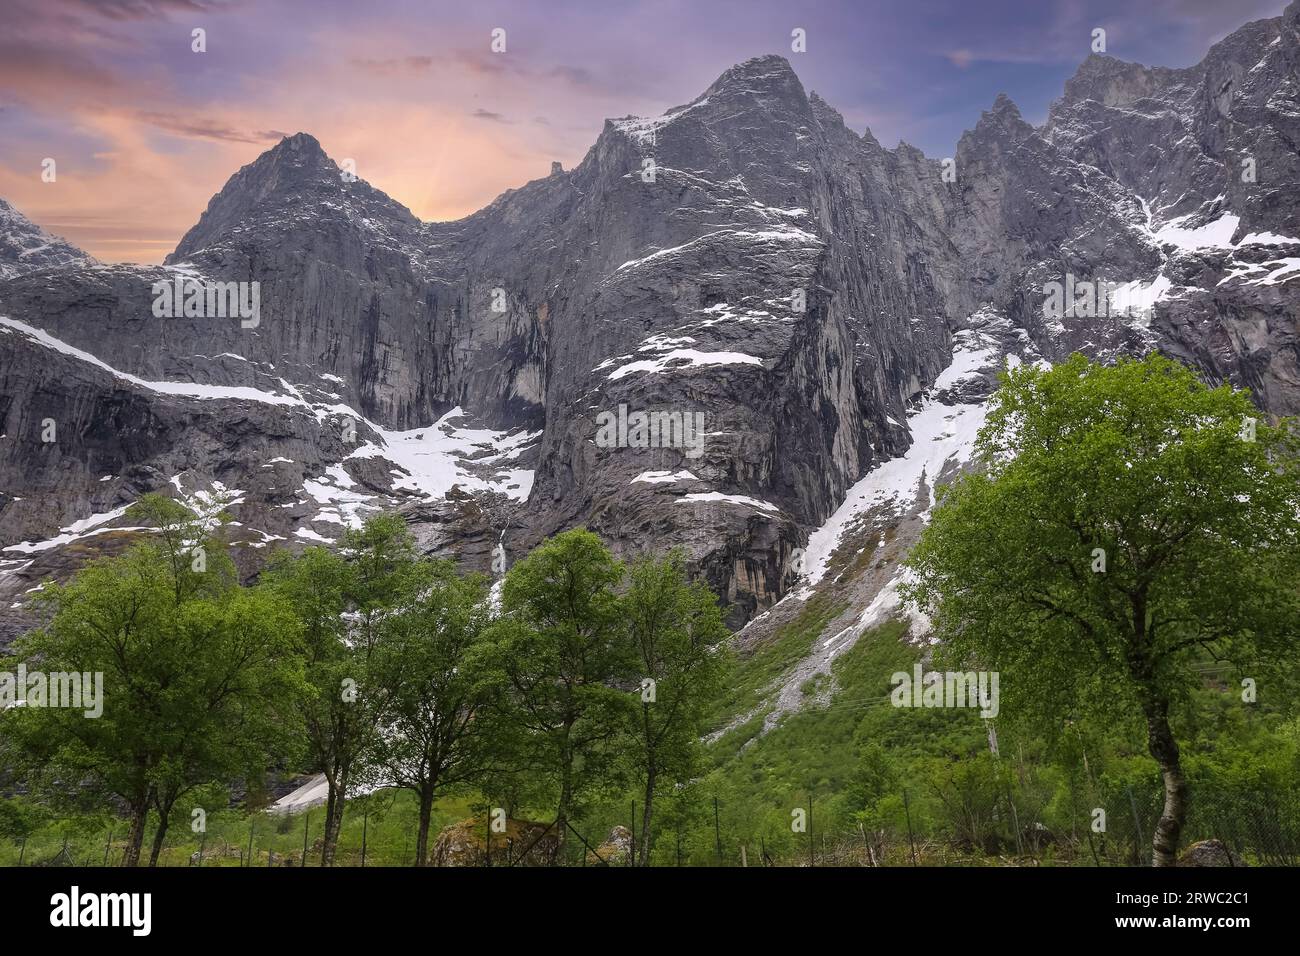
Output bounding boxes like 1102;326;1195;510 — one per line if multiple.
360;809;368;868
18;837;26;867
809;792;815;867
630;800;636;867
302;811;310;867
246;819;255;869
1069;770;1097;866
903;789;918;866
103;828;112;867
196;828;206;867
713;796;722;865
1127;787;1145;865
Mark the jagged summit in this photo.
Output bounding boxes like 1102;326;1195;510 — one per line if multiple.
989;92;1021;118
276;131;325;152
168;130;418;264
706;54;801;93
227;131;336;188
607;53;808;139
1056;1;1291;114
965;92;1032;142
0;198;95;279
1045;1;1299;235
3;1;1298;650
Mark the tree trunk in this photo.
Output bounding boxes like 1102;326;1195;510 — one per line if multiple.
415;788;435;867
1144;698;1187;866
321;772;347;866
640;766;656;866
148;814;170;867
122;803;148;867
555;729;573;862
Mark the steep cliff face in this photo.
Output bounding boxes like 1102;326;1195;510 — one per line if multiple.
497;56;961;622
1;4;1297;646
1046;6;1300;239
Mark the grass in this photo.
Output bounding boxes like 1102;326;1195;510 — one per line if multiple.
0;788;482;868
700;618;921;857
709;591;847;731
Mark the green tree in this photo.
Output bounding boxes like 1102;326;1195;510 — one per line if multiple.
622;551;730;864
264;512;421;865
846;739;898;837
5;493;303;866
369;560;498;865
904;353;1300;865
481;529;632;859
0;796;49;852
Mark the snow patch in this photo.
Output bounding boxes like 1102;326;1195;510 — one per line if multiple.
347;408;537;502
632;470;698;484
676;492;781;513
3;505;136;554
802;323;1005;586
607;348;763;380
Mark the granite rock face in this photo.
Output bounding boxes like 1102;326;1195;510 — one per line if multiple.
1;3;1298;643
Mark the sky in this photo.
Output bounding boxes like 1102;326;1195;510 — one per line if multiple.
0;0;1290;264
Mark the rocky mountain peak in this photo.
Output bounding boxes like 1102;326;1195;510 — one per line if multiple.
599;52;815;204
966;92;1033;144
228;131;335;193
989;92;1022;119
277;130;327;154
0;198;95;279
1057;52;1181;111
806;90;847;128
168;131;418;264
705;54;802;97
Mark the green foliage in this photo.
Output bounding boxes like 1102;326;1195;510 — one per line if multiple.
368;559;500;863
906;351;1300;734
695;619;917;860
478;529;633;852
711;591;846;728
3;493;305;865
260;512;427;863
622;549;731;861
903;352;1300;863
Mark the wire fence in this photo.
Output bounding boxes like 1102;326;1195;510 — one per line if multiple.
7;783;1299;867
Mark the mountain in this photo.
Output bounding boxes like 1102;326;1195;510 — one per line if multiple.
0;199;95;280
1;2;1298;672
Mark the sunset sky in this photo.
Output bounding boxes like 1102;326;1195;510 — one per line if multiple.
0;0;1288;263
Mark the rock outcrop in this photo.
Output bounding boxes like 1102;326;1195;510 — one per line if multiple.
431;817;557;867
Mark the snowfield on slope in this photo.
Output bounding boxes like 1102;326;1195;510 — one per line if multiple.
0;316;538;556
